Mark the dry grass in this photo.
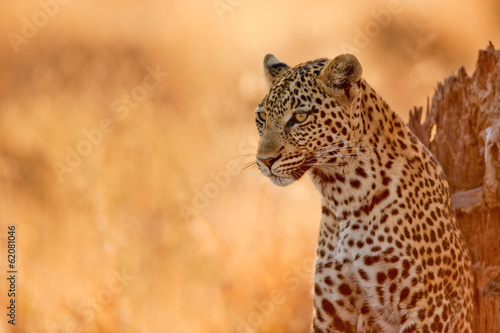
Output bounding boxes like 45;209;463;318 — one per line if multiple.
0;0;499;332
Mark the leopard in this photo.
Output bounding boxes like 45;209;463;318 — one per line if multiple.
253;53;474;332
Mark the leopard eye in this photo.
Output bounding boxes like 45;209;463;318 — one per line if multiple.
256;111;267;122
294;112;308;123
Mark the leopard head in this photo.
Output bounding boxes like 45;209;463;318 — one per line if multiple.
255;53;364;186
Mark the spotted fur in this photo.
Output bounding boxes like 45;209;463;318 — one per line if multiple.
254;54;474;332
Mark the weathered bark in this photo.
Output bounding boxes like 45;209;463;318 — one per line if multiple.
408;42;500;333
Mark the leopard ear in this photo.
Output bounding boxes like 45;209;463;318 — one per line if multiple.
263;54;290;87
319;54;362;96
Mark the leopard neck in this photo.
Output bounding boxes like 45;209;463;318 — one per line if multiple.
309;79;419;221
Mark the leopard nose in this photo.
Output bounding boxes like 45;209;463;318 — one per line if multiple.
258;155;281;169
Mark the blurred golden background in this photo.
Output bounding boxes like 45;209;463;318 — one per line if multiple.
0;0;499;332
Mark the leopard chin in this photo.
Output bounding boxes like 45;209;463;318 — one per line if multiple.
267;175;296;187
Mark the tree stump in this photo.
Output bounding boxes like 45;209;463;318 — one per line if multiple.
408;42;500;333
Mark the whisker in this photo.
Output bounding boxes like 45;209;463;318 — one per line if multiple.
314;145;379;161
306;163;341;173
315;125;384;153
336;152;375;160
238;161;259;174
226;154;256;163
316;142;379;155
249;168;264;190
236;164;260;193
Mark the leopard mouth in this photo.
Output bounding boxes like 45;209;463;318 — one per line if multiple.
264;159;314;187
